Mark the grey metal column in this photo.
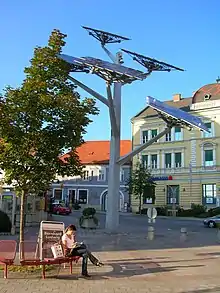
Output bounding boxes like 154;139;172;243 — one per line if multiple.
106;53;121;230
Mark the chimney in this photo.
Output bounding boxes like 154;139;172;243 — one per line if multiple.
173;93;182;102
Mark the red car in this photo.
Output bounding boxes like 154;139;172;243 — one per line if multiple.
52;204;71;215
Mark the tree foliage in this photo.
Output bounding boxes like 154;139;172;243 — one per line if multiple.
125;162;156;213
0;29;98;241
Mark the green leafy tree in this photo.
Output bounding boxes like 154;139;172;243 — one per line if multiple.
125;162;156;214
0;29;98;249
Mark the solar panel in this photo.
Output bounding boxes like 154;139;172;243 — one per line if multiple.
58;54;90;73
58;54;146;83
146;96;209;133
82;56;145;80
82;26;130;45
121;48;184;72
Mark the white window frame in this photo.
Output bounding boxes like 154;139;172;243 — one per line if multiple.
142;154;148;168
151;128;158;141
78;189;89;204
53;188;63;200
98;167;106;181
82;170;90;181
120;168;125;182
173;127;183;141
202;121;215;138
165;130;172;142
204;149;214;167
151;154;158;169
174;152;182;168
141;129;149;144
67;188;76;203
164;153;172;169
201;143;216;167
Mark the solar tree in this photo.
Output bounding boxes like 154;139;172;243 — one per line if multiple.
58;26;209;231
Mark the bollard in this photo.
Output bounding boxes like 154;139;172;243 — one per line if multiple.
180;227;187;242
147;226;154;240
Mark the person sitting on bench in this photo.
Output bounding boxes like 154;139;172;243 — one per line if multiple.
62;224;103;277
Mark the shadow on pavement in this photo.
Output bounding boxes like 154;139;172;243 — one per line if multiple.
86;263;204;280
180;287;220;293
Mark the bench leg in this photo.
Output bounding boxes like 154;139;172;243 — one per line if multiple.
42;264;46;279
70;261;73;274
4;264;8;279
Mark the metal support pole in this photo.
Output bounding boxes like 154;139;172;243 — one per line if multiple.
106;53;122;231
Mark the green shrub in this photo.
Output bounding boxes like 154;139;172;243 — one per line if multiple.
0;210;12;233
191;204;206;215
208;207;220;217
82;207;96;217
79;207;99;228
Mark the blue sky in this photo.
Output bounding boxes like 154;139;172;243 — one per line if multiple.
1;0;219;140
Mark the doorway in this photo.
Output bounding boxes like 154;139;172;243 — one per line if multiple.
100;190;124;212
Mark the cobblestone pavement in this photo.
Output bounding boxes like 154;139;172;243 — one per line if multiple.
1;213;220;292
1;246;220;293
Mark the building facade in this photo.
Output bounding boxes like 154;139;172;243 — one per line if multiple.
131;83;220;212
51;140;131;211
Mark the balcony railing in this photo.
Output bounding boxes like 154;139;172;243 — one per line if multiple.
147;165;220;175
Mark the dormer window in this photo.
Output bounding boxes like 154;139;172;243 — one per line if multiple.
204;94;211;101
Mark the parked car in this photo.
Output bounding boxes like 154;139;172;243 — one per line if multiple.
203;215;220;228
52;203;71;215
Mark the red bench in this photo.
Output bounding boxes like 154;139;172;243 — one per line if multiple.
0;240;17;279
19;241;80;279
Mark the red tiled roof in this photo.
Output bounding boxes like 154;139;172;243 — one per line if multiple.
61;140;132;165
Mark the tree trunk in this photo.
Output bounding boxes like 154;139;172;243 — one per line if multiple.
139;193;142;215
19;190;27;259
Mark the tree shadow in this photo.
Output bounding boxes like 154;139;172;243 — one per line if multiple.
88;261;204;280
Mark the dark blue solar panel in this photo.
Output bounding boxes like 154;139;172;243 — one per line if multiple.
146;96;209;133
58;54;145;81
82;57;145;80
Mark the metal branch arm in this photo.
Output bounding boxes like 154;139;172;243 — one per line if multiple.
102;45;117;63
117;127;172;166
68;75;109;107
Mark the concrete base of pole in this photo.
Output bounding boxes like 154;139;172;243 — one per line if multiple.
147;226;155;240
180;227;187;242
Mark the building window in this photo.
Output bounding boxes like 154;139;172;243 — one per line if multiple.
202;184;216;204
142;155;148;168
142;130;148;144
151;154;157;169
98;169;106;181
165;131;171;142
68;189;76;204
53;189;63;200
174;127;182;141
78;190;88;204
151;129;158;138
175;152;182;168
204;149;214;166
165;153;172;168
166;185;179;205
143;185;155;204
203;122;214;138
120;168;125;182
82;170;89;180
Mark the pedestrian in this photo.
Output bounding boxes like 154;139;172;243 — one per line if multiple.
61;224;103;277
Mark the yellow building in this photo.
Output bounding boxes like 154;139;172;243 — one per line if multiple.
131;82;220;212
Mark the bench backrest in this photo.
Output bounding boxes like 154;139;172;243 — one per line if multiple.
19;241;40;261
0;240;17;261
